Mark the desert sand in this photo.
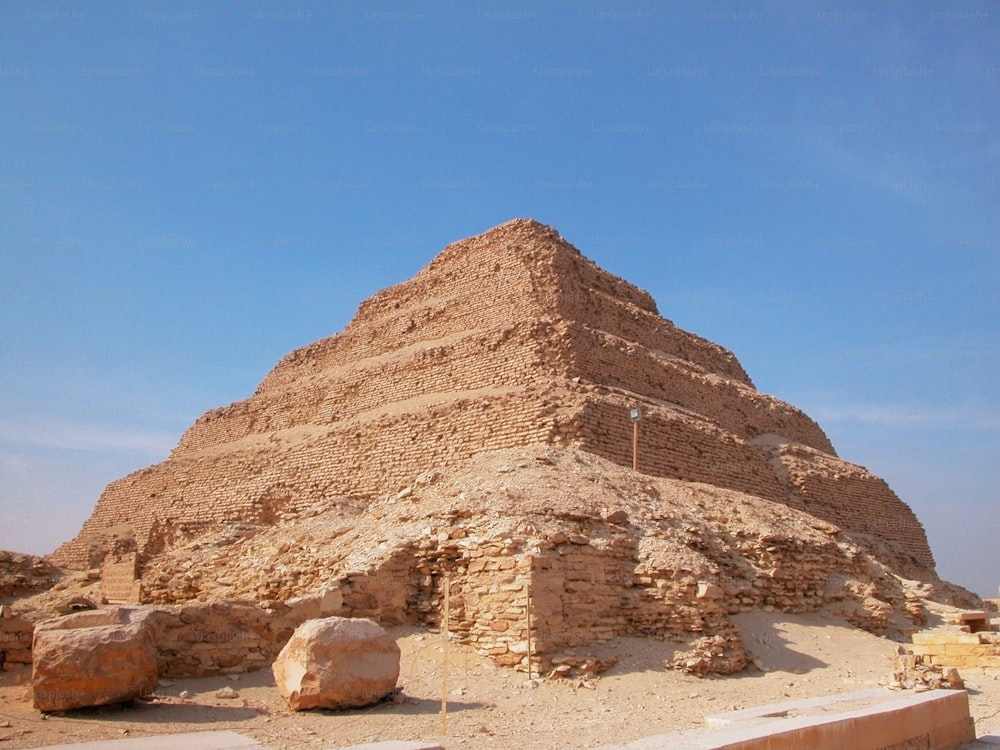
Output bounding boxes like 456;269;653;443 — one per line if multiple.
2;612;999;749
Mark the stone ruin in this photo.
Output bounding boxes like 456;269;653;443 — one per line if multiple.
6;219;979;678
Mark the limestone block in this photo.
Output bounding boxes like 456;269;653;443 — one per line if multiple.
272;617;400;711
32;609;158;711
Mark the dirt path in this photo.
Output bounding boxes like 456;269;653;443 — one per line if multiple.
2;614;999;749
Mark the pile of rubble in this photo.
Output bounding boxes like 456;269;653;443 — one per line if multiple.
881;644;965;691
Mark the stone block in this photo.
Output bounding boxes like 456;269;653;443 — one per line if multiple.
272;617;400;711
32;609;158;711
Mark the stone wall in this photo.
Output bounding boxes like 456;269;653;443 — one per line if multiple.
0;551;59;599
910;630;1000;669
0;607;33;670
765;442;936;576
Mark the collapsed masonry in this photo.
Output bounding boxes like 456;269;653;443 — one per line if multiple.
38;219;974;674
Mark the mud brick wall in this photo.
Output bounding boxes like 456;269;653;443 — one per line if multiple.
175;321;562;453
560;321;834;452
145;600;322;679
567;394;935;577
910;631;1000;669
571;396;788;503
52;388;565;568
0;613;34;670
549;253;751;386
771;443;936;576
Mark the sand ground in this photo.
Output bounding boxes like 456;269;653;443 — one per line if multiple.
2;612;999;749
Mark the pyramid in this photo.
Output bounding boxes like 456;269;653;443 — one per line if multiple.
53;218;934;575
46;219;956;669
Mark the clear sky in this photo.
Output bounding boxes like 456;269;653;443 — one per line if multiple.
1;2;997;597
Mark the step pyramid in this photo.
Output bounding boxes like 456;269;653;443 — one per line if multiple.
45;220;950;670
53;219;934;578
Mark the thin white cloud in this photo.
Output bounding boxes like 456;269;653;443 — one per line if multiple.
0;417;177;456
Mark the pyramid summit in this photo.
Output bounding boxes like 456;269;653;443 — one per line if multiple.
46;219;961;667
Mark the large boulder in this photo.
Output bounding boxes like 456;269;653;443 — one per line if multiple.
272;616;400;710
32;607;158;711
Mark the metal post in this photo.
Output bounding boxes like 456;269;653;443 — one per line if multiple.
441;575;449;736
525;579;532;680
630;406;641;471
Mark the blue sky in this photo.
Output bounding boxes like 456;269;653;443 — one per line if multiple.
1;2;997;596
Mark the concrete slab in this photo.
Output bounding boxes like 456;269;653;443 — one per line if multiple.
31;730;266;750
328;742;444;750
961;736;1000;748
598;688;975;750
327;743;444;750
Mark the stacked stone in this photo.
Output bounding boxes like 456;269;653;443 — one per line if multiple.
910;630;1000;669
0;606;33;670
766;442;936;576
51;218;940;629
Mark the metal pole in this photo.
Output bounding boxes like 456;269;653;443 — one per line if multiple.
632;418;639;471
441;575;449;736
525;579;532;680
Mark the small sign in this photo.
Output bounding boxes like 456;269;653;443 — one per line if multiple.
101;553;142;604
630;407;641;422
